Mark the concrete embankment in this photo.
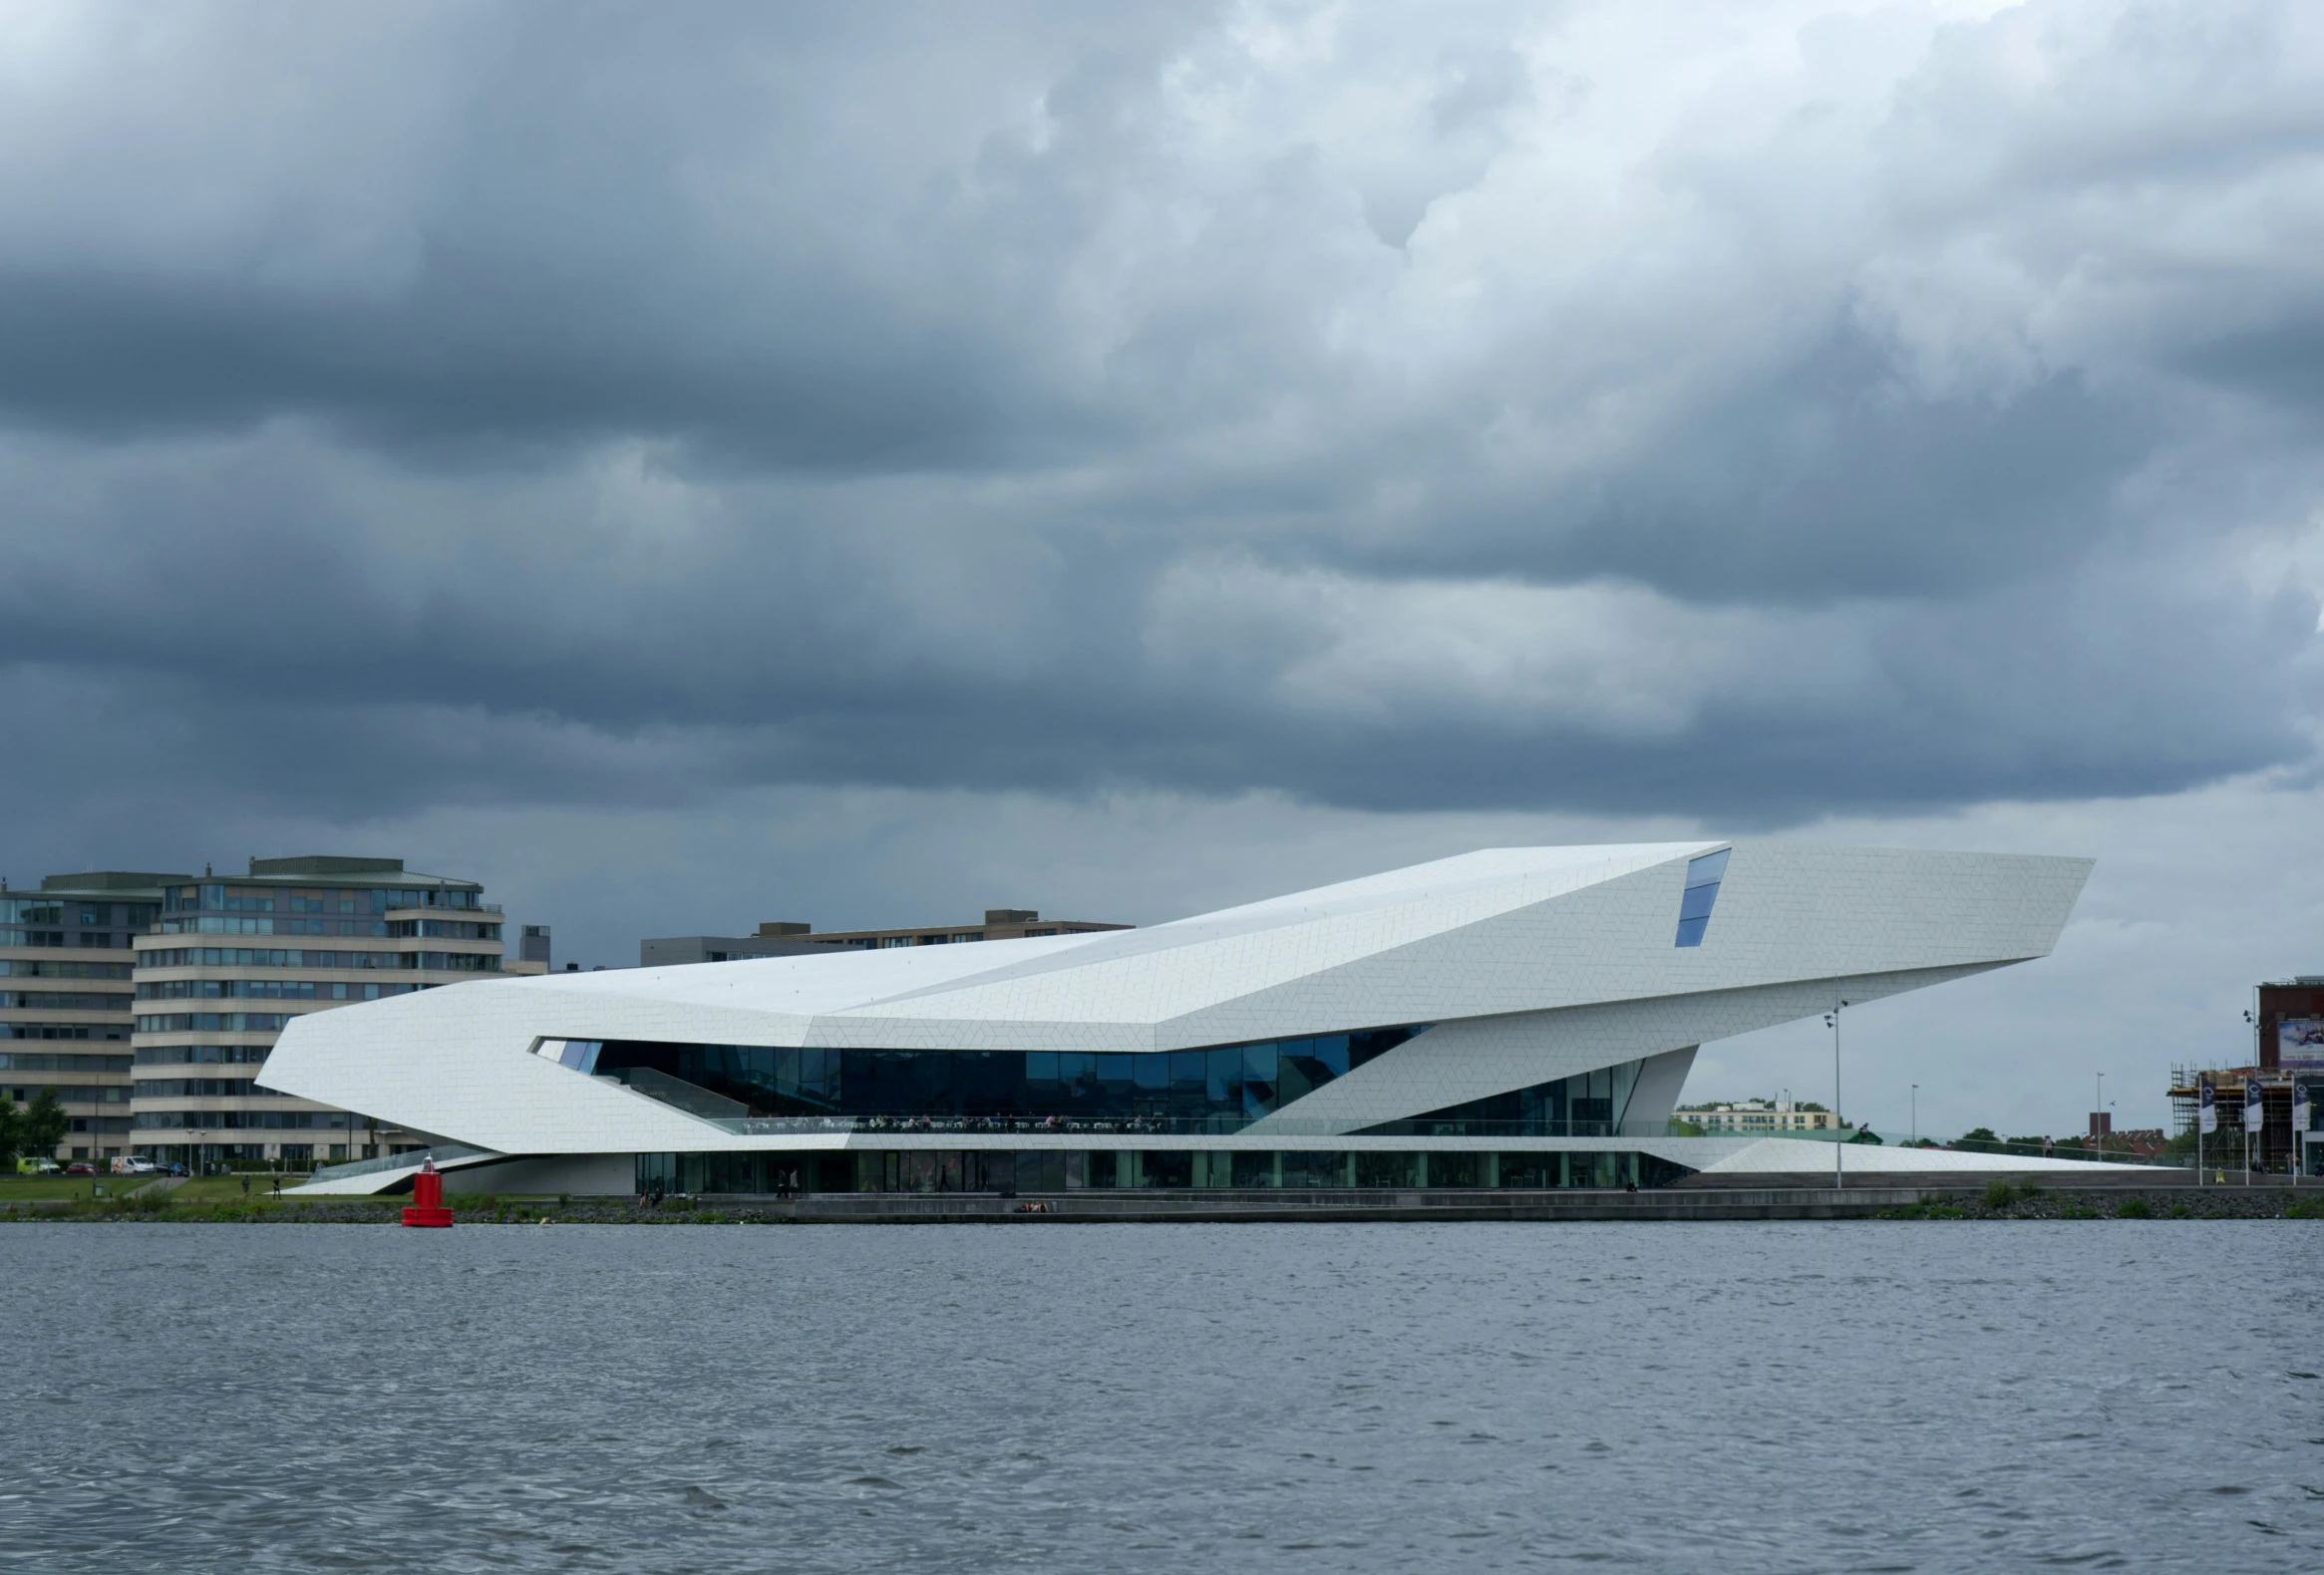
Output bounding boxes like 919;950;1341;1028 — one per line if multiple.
697;1182;2313;1223
8;1181;2317;1223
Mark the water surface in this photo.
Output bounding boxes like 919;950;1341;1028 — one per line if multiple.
2;1221;2318;1571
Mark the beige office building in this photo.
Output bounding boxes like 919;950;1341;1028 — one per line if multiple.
1677;1100;1847;1135
127;855;544;1167
2;872;177;1162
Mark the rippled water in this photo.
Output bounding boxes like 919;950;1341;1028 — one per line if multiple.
2;1220;2319;1572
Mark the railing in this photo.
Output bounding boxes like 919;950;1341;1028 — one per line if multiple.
698;1113;1743;1140
628;1093;2221;1162
1945;1138;2187;1168
303;1143;491;1186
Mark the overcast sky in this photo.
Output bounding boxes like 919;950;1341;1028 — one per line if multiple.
5;0;2321;1138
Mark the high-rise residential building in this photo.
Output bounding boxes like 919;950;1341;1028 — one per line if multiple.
127;855;542;1168
1;871;182;1163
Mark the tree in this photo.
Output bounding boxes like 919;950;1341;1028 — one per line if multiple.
0;1093;20;1171
22;1089;67;1161
1955;1126;2001;1153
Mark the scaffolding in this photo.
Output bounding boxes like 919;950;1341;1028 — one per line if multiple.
2167;1066;2315;1175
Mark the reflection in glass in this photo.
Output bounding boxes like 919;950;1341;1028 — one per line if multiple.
1675;848;1728;947
580;1026;1426;1123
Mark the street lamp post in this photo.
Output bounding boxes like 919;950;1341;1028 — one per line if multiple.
1910;1084;1918;1146
1825;999;1850;1190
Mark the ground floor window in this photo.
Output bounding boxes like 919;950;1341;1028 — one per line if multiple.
635;1149;1693;1195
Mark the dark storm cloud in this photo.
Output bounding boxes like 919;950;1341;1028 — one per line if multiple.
1;0;2321;833
0;2;1191;467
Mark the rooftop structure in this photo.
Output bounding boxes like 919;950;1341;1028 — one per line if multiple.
642;911;1135;968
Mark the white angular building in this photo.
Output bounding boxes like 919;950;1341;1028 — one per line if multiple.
274;841;2125;1196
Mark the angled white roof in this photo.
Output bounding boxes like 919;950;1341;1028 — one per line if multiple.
263;840;2093;1155
517;840;1720;1032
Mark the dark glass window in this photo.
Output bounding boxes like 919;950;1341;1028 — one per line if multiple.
575;1026;1427;1124
1362;1056;1646;1136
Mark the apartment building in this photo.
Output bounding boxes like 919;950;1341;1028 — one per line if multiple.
127;855;544;1167
1676;1099;1847;1135
1;871;179;1163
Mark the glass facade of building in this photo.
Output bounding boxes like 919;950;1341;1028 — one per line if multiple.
636;1147;1696;1195
156;881;493;935
558;1027;1428;1124
549;1033;1657;1139
1363;1060;1643;1136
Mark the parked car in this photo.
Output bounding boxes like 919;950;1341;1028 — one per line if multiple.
64;1161;98;1176
117;1157;159;1175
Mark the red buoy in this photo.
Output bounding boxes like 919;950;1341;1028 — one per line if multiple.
401;1157;455;1227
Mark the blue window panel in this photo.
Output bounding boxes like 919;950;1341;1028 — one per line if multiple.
1676;849;1728;946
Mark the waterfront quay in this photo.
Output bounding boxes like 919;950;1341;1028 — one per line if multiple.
9;1174;2320;1224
